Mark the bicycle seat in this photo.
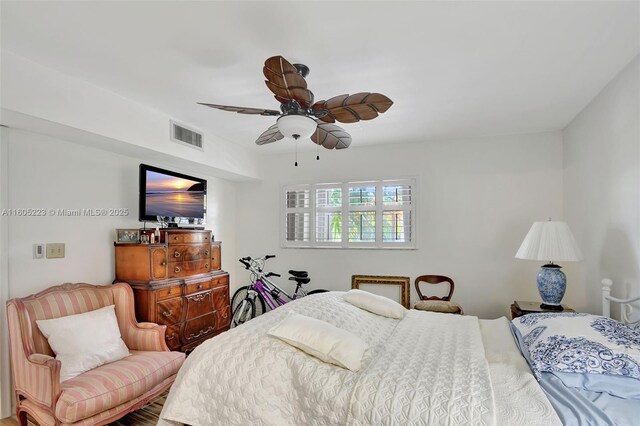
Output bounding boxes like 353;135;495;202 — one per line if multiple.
289;276;311;284
288;270;308;278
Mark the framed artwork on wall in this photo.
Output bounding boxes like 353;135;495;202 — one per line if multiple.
351;275;411;308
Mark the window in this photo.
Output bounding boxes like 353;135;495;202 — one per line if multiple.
283;179;415;248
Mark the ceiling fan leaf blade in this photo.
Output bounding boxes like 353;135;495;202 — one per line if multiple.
363;93;394;113
198;103;280;116
331;108;361;123
264;56;298;75
323;92;393;123
263;55;312;108
347;104;379;121
312;121;352;150
255;123;284;145
324;94;350;110
319;115;335;123
264;81;311;109
346;92;370;104
263;67;308;91
274;95;289;105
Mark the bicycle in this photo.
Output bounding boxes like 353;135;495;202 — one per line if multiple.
230;255;328;327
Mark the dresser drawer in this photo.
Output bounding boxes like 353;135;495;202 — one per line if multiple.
167;232;211;245
169;259;211;278
216;305;231;330
183;233;211;244
185;280;212;295
211;285;230;310
168;245;210;263
156;285;181;301
164;324;182;351
166;233;185;244
156;298;183;326
183;313;216;342
210;244;221;271
211;274;229;288
185;290;214;320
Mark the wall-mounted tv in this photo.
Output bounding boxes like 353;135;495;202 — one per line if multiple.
139;164;207;225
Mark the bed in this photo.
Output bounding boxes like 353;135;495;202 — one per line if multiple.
158;279;639;426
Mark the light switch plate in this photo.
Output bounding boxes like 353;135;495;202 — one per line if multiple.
33;243;45;259
46;243;65;259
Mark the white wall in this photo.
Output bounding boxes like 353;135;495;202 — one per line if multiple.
1;51;259;181
236;132;565;319
0;127;11;418
563;55;640;315
5;128;239;299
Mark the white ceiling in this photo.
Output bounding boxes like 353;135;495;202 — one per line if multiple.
2;1;639;154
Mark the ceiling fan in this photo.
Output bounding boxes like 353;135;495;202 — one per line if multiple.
199;55;393;154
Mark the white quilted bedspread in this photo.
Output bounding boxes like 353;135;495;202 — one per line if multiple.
159;292;499;426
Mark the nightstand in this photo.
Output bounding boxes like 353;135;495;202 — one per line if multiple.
510;300;575;319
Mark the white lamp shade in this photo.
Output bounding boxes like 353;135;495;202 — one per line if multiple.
515;221;583;262
276;115;317;140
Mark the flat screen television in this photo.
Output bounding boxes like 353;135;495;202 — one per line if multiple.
139;164;207;225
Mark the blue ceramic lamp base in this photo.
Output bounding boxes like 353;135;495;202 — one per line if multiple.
537;264;566;311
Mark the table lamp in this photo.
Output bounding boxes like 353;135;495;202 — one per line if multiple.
515;219;583;310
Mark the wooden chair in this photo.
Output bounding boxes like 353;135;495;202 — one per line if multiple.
414;275;463;314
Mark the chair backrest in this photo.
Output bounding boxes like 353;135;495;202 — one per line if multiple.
415;275;455;301
8;283;117;356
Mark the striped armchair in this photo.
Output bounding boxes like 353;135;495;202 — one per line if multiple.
6;282;185;426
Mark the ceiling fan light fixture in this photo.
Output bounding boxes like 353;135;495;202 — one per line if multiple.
276;115;317;140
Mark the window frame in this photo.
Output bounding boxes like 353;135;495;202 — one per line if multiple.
281;178;416;249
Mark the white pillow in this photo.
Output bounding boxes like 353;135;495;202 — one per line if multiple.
267;313;367;371
343;289;407;319
36;305;130;382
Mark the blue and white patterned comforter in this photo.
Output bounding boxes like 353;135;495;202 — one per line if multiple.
512;313;640;380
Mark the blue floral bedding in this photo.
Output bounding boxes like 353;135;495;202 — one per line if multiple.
511;313;640;425
512;313;640;381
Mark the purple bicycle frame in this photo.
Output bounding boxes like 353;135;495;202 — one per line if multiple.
254;279;295;310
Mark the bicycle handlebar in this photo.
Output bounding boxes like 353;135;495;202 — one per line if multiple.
239;255;277;271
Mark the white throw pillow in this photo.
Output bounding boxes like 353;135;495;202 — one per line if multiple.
36;305;130;382
267;313;367;371
343;289;407;319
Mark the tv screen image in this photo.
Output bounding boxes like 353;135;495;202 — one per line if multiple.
139;164;206;223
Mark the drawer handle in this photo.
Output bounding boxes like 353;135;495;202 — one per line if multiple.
174;266;181;273
161;261;167;266
189;293;207;302
174;251;181;257
204;263;209;269
205;250;209;256
197;284;203;289
173;236;178;240
162;310;173;317
188;326;214;340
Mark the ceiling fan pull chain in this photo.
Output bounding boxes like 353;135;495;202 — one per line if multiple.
316;140;319;161
295;138;298;167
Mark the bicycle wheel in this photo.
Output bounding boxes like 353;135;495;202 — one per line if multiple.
307;289;330;295
231;286;266;317
231;297;255;328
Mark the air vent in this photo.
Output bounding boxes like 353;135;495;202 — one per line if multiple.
170;120;203;150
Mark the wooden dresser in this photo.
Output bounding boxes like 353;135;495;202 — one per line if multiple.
114;229;230;352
